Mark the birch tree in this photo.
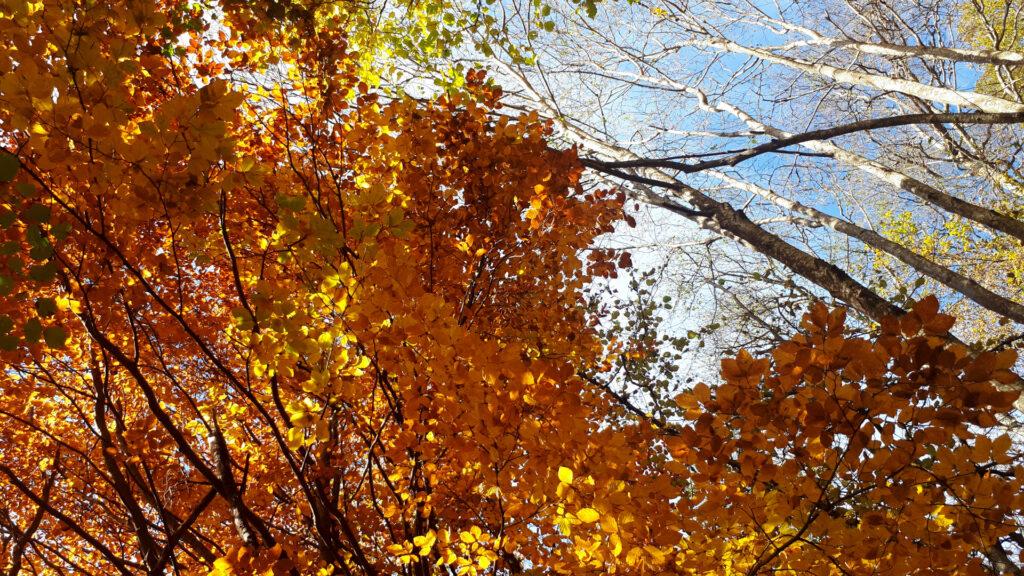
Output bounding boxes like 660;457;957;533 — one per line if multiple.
389;0;1024;360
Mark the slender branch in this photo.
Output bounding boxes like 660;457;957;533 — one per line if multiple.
595;111;1024;173
0;464;137;576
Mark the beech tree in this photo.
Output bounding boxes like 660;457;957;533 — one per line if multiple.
1;0;1023;575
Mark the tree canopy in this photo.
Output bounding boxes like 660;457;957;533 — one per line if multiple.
0;0;1022;575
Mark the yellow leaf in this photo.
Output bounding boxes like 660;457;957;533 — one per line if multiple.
577;508;600;523
601;515;618;533
285;427;304;450
610;533;623;556
557;466;573;484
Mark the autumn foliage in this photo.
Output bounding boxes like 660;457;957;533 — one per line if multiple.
0;0;1022;575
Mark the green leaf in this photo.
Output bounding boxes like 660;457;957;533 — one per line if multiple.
386;207;406;227
0;153;19;183
394;220;414;238
23;318;41;343
26;224;45;245
0;315;13;335
51;222;72;241
275;194;305;212
43;325;67;348
0;335;18;351
0;210;15;229
7;256;23;275
35;297;57;317
28;262;56;282
28;242;52;261
24;203;50;223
